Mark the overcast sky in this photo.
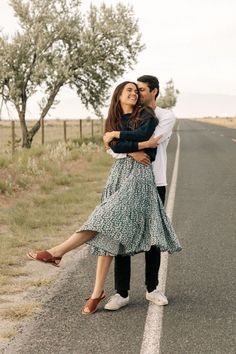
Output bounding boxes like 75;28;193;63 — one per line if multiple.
0;0;236;118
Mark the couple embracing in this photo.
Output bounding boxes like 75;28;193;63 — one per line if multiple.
28;75;181;314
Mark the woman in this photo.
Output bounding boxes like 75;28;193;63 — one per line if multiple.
28;81;181;314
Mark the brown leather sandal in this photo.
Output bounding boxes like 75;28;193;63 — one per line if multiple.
27;250;62;267
81;291;106;315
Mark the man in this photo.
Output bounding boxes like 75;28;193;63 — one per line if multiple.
105;75;176;310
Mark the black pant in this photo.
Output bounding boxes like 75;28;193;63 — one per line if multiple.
115;186;166;293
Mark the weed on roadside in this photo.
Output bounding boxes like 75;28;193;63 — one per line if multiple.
0;303;41;320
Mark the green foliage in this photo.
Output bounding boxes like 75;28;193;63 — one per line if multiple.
0;0;144;147
157;79;179;109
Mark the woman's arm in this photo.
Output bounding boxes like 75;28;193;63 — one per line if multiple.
120;117;157;141
111;140;139;153
104;118;157;144
110;135;161;153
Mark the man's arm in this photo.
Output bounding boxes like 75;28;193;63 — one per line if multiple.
154;109;176;143
107;149;151;166
106;149;126;159
105;134;161;165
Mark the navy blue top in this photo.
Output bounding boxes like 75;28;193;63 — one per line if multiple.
111;108;158;162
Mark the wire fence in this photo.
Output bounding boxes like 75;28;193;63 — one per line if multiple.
0;118;104;153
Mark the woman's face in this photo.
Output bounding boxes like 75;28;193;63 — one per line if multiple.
119;83;139;108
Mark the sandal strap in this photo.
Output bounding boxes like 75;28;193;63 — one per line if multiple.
36;250;62;263
83;291;106;313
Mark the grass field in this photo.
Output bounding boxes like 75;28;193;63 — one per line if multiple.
0;138;114;341
0;140;113;282
0;120;106;295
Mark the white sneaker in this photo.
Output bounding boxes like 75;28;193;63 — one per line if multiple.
104;293;130;311
146;289;168;306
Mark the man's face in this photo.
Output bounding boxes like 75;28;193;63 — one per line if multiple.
137;81;156;106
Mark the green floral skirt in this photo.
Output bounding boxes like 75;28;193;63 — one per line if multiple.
77;157;182;256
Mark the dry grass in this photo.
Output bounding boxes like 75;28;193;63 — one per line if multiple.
0;303;41;320
0;137;113;347
0;140;113;291
0;330;17;339
193;117;236;129
0;282;32;295
30;278;55;288
0;268;30;278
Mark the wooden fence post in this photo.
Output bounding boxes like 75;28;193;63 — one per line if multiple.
79;119;82;139
63;120;67;142
41;118;45;145
11;120;15;154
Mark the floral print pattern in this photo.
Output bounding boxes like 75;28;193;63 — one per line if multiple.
77;157;182;256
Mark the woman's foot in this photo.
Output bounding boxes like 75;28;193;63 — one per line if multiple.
27;250;62;267
81;291;106;315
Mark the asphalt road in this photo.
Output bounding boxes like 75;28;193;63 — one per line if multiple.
161;120;236;354
3;120;236;354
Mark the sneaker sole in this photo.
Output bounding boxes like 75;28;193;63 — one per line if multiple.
104;303;129;311
146;299;168;306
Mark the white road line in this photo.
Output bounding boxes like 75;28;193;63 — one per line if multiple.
140;127;181;354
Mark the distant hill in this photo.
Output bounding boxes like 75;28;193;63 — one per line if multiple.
174;92;236;118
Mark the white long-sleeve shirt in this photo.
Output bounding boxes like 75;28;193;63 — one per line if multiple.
107;106;176;186
152;107;176;186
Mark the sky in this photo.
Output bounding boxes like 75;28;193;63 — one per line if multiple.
0;0;236;118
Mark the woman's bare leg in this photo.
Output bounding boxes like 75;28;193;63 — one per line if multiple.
91;256;113;298
48;231;97;257
82;255;113;314
30;231;97;259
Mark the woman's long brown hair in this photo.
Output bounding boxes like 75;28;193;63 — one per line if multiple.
105;81;142;133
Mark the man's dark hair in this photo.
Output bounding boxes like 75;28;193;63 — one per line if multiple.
137;75;159;99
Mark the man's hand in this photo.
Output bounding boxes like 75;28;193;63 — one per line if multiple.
138;135;162;150
103;131;120;144
146;135;162;148
129;151;151;166
103;132;114;145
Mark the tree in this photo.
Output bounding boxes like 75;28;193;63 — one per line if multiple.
0;0;144;148
157;79;179;109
